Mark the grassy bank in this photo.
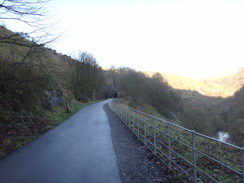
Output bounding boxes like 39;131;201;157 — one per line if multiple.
0;100;99;159
46;100;100;129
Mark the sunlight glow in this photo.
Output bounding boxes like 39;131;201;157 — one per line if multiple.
6;0;244;79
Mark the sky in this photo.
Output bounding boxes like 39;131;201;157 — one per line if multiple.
5;0;244;79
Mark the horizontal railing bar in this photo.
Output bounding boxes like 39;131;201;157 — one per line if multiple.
150;145;194;181
196;149;242;176
124;105;193;132
138;129;234;181
194;132;241;150
168;147;193;167
126;125;213;181
195;165;219;183
168;157;195;181
122;103;242;150
170;136;192;149
108;100;242;183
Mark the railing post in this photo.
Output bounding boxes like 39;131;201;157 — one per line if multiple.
109;102;244;182
153;118;156;155
125;108;127;124
128;109;130;126
125;108;130;126
120;105;122;120
192;130;197;182
242;147;244;183
124;106;126;123
122;106;124;122
128;109;130;127
118;105;120;118
168;123;172;169
144;116;147;146
132;111;135;134
124;107;126;123
137;113;140;140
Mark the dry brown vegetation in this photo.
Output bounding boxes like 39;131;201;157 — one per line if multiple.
145;71;239;97
0;26;109;158
0;23;243;161
142;70;244;146
206;68;244;95
116;69;244;146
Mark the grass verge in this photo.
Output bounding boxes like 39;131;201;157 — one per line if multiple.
0;100;100;159
46;100;99;129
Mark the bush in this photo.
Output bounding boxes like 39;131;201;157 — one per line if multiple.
0;54;50;112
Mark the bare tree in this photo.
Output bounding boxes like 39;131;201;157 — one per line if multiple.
0;0;49;23
0;0;58;46
69;51;104;102
0;0;60;113
0;0;60;89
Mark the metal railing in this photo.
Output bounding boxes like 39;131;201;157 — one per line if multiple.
108;99;244;183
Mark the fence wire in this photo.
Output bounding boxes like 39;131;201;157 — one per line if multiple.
108;99;244;183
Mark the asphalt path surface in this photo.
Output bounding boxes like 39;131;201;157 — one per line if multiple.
0;100;122;183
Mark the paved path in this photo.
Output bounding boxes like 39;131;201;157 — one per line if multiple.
0;100;122;183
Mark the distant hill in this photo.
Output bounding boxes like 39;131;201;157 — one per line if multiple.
145;70;244;98
205;68;244;95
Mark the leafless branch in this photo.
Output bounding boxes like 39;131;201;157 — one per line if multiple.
0;0;60;47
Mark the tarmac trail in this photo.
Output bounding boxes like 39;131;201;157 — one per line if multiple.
0;100;122;183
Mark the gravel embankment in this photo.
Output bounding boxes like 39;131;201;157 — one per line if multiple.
104;104;167;183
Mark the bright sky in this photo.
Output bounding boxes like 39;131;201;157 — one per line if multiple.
6;0;244;79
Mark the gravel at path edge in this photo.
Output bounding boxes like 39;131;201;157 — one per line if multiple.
104;104;166;183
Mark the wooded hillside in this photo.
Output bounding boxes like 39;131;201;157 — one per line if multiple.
0;26;111;158
1;25;243;159
112;68;244;146
146;71;240;97
206;68;244;95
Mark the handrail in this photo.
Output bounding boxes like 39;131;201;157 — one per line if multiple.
108;99;244;183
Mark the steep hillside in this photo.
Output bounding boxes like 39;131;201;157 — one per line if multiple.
145;71;243;97
0;26;72;90
142;70;244;146
0;26;107;158
206;68;244;95
162;73;232;97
